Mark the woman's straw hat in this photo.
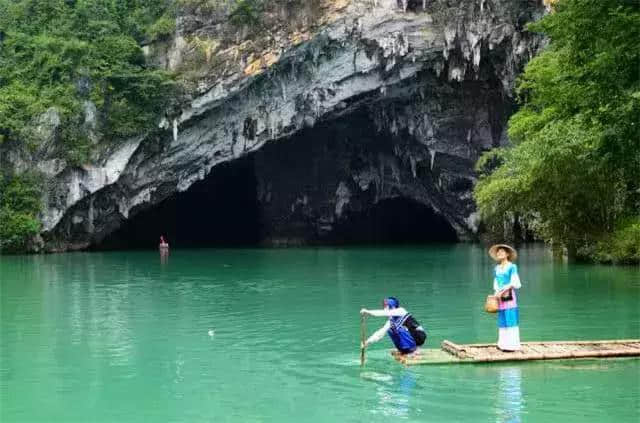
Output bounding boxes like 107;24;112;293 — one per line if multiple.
488;244;518;261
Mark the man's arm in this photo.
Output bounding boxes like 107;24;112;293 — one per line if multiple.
364;320;391;346
360;307;407;317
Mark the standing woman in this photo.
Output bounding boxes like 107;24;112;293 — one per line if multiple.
489;244;522;351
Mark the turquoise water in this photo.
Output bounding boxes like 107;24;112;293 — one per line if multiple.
1;245;638;422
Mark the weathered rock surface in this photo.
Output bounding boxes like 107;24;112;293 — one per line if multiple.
2;0;544;251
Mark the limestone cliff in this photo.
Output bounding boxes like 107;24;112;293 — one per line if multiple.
2;0;545;251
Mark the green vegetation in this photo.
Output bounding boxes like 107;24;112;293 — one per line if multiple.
147;14;177;41
177;0;229;12
593;218;640;264
229;0;262;26
176;0;262;26
474;0;640;264
0;172;42;253
0;0;177;156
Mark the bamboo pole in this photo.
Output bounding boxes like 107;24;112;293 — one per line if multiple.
441;340;468;358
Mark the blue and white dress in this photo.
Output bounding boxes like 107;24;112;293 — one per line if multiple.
493;262;522;351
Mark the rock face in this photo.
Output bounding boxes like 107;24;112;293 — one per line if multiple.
3;0;545;251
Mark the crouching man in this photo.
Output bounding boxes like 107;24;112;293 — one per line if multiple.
360;297;427;355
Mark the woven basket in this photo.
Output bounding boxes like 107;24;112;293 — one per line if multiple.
484;295;499;313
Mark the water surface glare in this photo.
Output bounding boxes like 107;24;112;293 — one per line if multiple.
1;245;638;422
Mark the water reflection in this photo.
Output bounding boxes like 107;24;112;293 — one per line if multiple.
160;248;169;265
365;369;416;418
495;367;523;423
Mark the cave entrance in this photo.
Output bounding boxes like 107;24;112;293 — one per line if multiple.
97;109;461;250
97;155;261;249
328;197;458;244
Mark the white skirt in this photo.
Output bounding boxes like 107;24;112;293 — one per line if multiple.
498;327;521;351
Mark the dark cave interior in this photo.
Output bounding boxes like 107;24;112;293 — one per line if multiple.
98;112;459;249
329;197;458;244
98;156;262;249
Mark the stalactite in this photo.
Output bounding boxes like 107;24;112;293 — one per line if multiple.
173;119;178;141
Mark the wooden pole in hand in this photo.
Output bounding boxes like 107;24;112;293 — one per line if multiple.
360;314;366;366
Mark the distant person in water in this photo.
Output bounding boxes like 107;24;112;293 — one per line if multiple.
159;236;169;250
360;297;427;355
489;244;522;352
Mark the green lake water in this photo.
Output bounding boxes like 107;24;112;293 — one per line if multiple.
1;245;638;422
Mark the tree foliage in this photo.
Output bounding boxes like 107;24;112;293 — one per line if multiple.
474;0;640;263
0;172;42;253
0;0;177;154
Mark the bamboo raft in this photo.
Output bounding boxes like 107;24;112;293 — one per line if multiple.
391;339;640;365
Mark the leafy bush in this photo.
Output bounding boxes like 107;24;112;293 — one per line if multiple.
592;219;640;265
0;173;42;253
59;120;91;165
147;15;176;41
